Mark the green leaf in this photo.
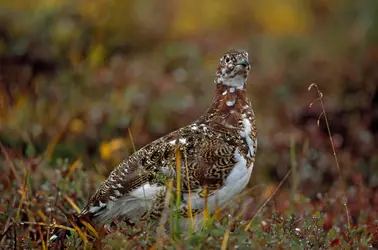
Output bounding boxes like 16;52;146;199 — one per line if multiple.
25;144;36;157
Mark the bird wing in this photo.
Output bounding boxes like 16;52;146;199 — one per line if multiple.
80;121;246;218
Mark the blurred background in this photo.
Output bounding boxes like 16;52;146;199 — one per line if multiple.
0;0;377;226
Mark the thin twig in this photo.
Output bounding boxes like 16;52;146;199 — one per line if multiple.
244;170;291;231
202;186;209;228
184;152;194;232
47;189;60;245
127;128;137;153
308;83;351;230
128;128;149;212
220;228;230;250
37;225;47;250
157;181;173;250
13;223;17;250
20;222;75;231
174;148;182;237
16;168;29;220
64;194;81;214
0;142;22;186
230;184;265;221
1;217;14;243
44;117;73;159
290;135;298;211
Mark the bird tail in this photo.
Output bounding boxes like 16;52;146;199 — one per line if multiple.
49;205;98;248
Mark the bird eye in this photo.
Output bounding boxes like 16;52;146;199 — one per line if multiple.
225;57;230;63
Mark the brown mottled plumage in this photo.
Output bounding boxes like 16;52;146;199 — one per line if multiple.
79;49;257;228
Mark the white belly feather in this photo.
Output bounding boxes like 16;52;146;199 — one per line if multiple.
94;184;165;225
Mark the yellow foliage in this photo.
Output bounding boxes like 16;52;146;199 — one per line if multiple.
0;93;8;121
0;0;35;10
251;0;311;35
36;0;64;9
261;183;277;201
88;44;106;68
170;0;234;37
5;93;29;128
0;0;65;11
79;0;111;24
69;119;85;134
170;0;311;37
78;0;134;32
99;138;127;161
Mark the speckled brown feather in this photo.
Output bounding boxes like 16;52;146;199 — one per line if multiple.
79;49;257;227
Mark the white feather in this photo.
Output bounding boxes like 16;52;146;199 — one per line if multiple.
221;74;245;88
240;115;255;157
179;138;187;144
226;100;235;106
89;206;102;214
129;183;163;199
93;183;165;225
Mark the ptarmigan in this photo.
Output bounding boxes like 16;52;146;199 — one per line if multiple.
60;49;256;236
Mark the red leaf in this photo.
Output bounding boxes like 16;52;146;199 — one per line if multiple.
330;238;341;247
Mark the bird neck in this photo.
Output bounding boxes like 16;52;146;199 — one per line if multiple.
198;83;253;128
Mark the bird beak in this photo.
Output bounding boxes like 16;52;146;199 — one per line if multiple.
239;59;249;67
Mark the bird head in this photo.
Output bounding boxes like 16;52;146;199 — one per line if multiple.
215;49;250;89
